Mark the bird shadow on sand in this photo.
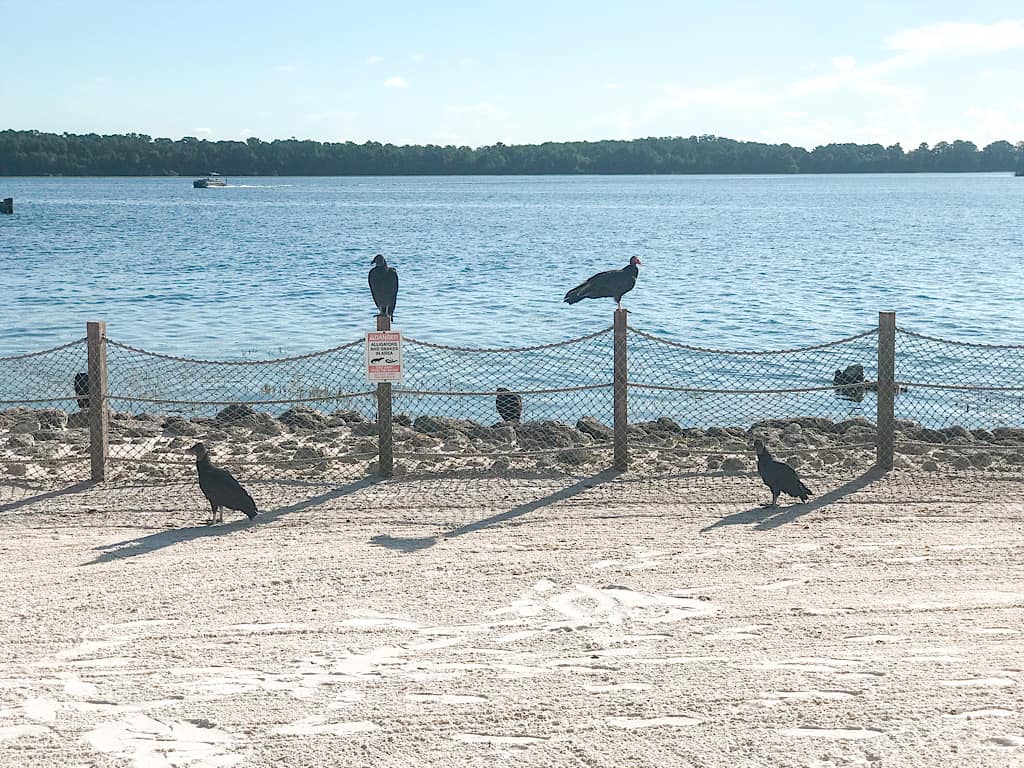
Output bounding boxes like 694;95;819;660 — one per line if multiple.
371;469;621;553
0;480;98;514
700;467;885;534
85;476;378;565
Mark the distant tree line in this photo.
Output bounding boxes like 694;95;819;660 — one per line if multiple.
1;130;1022;176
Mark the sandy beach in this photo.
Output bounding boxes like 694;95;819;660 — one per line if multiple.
1;468;1021;767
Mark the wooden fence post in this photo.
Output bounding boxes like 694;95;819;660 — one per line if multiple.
613;308;629;471
876;311;896;470
86;321;109;481
376;314;394;478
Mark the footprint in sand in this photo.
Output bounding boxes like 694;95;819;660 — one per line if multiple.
754;690;860;707
405;692;487;705
606;715;700;729
274;716;379;737
454;733;548;748
86;714;241;766
780;726;883;740
986;735;1024;749
944;709;1016;719
743;657;866;674
0;724;49;741
757;578;808;591
942;677;1015;688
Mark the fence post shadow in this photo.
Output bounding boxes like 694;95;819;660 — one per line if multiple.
370;468;622;553
0;480;98;514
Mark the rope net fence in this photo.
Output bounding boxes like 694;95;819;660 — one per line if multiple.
2;318;1022;504
392;328;614;475
626;327;883;481
101;340;376;485
893;328;1024;474
0;339;90;488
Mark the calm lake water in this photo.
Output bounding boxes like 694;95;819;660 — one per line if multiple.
2;174;1023;358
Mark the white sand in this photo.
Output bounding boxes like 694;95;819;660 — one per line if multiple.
0;470;1022;767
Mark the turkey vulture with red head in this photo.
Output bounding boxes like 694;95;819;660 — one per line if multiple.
563;256;641;309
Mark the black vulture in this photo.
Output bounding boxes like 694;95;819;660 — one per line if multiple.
563;256;641;309
495;387;523;422
185;442;258;524
368;254;399;318
73;372;89;410
753;439;812;507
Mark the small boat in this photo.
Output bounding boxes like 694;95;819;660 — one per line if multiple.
193;173;227;188
1015;169;1024;177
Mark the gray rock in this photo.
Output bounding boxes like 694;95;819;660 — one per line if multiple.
969;452;993;468
488;425;517;446
249;413;284;436
943;425;974;442
922;460;939;471
706;454;724;470
576;416;613;442
350;422;378;437
970;429;994;443
279;405;329;431
720;456;747;474
330;409;368;424
413;415;474;438
12;419;40;435
557;448;593;465
898;442;932;456
6;463;27;477
7;433;34;448
163;417;200;437
215;404;256;423
33;430;62;442
514;420;582;449
67;410;91;429
836;418;874;433
291;445;328;470
36;409;68;430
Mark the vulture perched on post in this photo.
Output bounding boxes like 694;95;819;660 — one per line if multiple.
185;442;258;525
495;387;523;422
368;254;399;318
753;439;812;507
563;256;641;309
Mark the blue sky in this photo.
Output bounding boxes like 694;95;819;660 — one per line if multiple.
3;0;1023;148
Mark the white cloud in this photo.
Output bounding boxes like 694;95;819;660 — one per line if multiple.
412;53;426;62
194;127;213;135
885;20;1024;56
275;64;298;73
606;82;619;90
831;56;856;71
384;76;409;89
365;55;384;65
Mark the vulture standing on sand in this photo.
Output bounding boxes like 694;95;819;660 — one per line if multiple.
495;387;523;422
185;442;259;525
563;256;641;309
753;439;812;507
368;254;399;318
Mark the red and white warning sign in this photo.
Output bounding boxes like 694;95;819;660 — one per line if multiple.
365;331;403;383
